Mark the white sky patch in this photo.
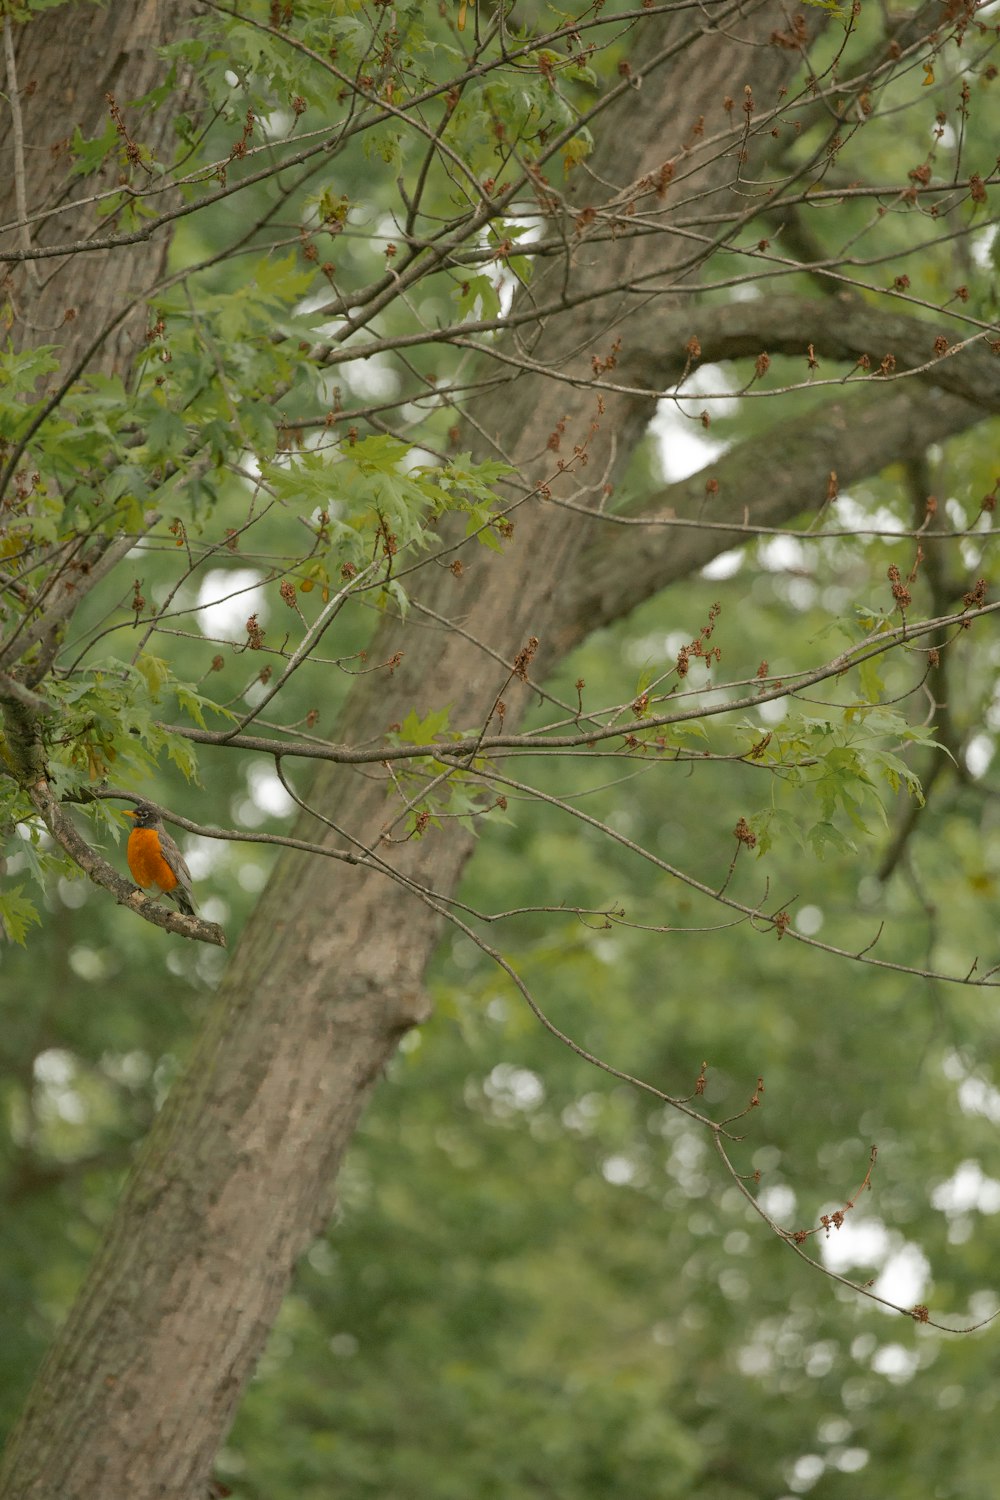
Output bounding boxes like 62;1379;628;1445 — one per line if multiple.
818;1215;890;1272
184;841;226;879
485;1063;544;1111
238;861;268;893
872;1243;930;1308
651;363;738;480
804;1340;836;1377
959;1075;1000;1123
737;1341;772;1377
674;362;741;415
818;1218;929;1308
34;1048;75;1085
602;1154;640;1186
943;1050;1000;1123
296;285;334;317
818;1418;851;1445
729;282;764;303
375;212;400;250
562;1092;603;1133
960;537;983;570
57;877;89;909
757;696;788;725
592;936;621;965
197;568;269;639
198;896;230;928
259;108;294;137
399;445;437;472
757;1182;797;1222
701;548;744;580
787;1453;824;1492
238;450;263;481
344;354;400;401
68;945;108;982
971;225;998;268
247;763;297;818
964;733;994;778
759;535;808;572
835;492;905;536
33;1049;87;1124
494;216;544;316
871;1342;919;1383
232;795;268;830
494;268;515;318
931;1160;1000;1216
782;576;818;611
651;414;728;482
627;628;692;665
49;1089;87;1124
666;1130;709;1195
105;1051;153;1086
794;905;823;936
984;670;1000;731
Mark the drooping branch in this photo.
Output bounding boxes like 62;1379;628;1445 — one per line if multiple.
875;450;970;882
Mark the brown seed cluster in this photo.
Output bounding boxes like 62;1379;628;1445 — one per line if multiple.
513;636;539;682
887;563;911;611
733;817;757;848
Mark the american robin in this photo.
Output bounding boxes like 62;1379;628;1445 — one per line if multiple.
125;805;196;916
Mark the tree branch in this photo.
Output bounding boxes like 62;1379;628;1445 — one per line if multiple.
0;526;155;679
630;294;1000;413
567;385;985;648
27;781;226;948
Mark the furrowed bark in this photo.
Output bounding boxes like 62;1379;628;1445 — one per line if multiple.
0;0;190;384
0;1;194;842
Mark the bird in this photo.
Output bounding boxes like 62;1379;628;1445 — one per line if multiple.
125;804;196;916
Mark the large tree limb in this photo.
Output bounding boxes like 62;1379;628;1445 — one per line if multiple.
629;295;1000;413
568;385;985;646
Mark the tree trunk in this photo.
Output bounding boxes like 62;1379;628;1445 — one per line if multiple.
0;0;192;382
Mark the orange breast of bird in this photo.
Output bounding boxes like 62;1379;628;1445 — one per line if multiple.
127;827;180;896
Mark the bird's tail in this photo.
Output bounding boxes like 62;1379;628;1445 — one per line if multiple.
171;889;196;918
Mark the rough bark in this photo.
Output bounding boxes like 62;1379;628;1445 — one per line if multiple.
0;0;191;383
2;3;989;1497
0;1;194;723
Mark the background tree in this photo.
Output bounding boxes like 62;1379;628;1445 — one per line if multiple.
2;1;1000;1497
